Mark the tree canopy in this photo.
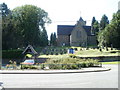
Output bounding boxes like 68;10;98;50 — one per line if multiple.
91;17;99;35
50;32;57;46
100;14;109;30
2;4;51;50
98;11;120;48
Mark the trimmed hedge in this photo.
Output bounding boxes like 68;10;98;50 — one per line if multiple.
2;50;24;59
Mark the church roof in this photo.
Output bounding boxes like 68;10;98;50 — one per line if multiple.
79;17;84;21
83;26;92;36
57;17;93;36
57;25;75;35
22;45;38;55
57;25;92;36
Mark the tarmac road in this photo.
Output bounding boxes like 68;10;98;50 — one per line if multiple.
0;64;118;88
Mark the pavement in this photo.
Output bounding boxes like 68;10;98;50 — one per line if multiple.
0;66;111;74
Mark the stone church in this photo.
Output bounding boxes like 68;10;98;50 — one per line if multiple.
57;17;97;46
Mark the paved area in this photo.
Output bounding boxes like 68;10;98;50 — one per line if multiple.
0;66;110;74
0;64;118;88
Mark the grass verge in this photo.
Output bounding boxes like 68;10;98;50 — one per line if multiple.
102;61;120;64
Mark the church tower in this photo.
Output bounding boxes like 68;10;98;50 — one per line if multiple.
76;17;86;26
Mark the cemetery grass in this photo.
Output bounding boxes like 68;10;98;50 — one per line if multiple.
102;61;120;64
75;48;120;57
38;47;120;59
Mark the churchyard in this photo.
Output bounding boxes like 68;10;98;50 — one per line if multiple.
38;46;120;58
2;46;120;70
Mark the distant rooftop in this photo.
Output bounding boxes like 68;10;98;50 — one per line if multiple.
57;25;75;35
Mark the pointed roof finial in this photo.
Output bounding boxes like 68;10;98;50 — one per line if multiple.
79;17;84;21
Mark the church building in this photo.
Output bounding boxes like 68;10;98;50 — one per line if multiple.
57;17;97;46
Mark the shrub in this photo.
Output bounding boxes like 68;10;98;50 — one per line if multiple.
40;64;45;69
60;51;63;55
74;48;78;51
48;64;62;69
69;54;77;58
2;50;24;59
21;65;38;69
44;58;101;69
46;52;49;55
99;48;102;52
55;52;58;55
62;64;79;70
50;52;54;55
110;51;116;53
63;49;67;54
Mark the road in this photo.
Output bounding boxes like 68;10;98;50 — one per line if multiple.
0;64;118;88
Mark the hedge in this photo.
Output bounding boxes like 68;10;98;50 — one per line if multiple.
2;50;24;59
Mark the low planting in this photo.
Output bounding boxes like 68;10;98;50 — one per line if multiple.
43;58;101;70
6;58;101;70
21;65;38;69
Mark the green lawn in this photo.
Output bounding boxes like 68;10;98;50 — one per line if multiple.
38;47;120;58
75;48;119;57
102;61;120;64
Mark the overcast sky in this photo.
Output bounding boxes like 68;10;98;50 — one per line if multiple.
1;0;119;39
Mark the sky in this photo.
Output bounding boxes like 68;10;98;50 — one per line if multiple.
1;0;120;39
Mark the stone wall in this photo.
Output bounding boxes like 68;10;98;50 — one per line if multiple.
57;35;70;46
87;36;97;46
70;23;87;46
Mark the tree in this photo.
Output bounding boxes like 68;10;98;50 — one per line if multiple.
1;3;15;50
40;29;48;46
91;17;96;35
2;4;51;50
0;3;11;16
50;32;57;46
91;17;99;35
100;14;109;30
50;33;54;46
98;11;120;48
53;32;57;46
93;21;99;33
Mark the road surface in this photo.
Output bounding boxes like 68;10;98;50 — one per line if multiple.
0;64;118;88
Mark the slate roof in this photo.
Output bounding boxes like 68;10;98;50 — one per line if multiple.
83;26;92;36
79;17;84;21
57;25;75;35
22;45;38;55
57;25;92;36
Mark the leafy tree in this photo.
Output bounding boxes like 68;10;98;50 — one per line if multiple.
93;21;99;33
91;17;99;35
50;32;57;46
40;29;48;46
1;3;15;50
98;11;120;48
50;33;54;46
91;17;96;35
53;32;57;46
100;14;109;30
2;4;51;50
0;3;11;16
